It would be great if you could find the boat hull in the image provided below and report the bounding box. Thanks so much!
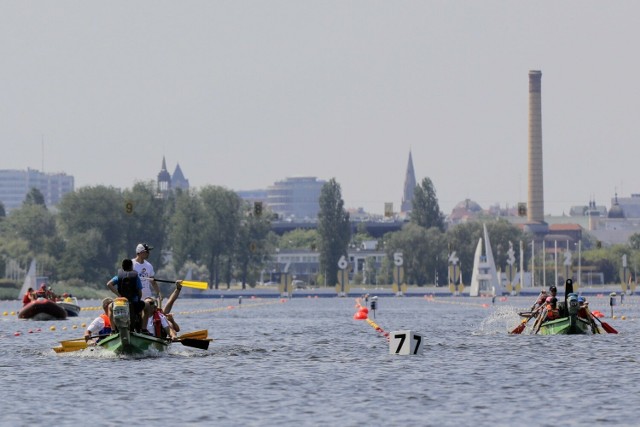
[538,315,592,335]
[19,299,67,320]
[98,331,169,354]
[57,301,81,317]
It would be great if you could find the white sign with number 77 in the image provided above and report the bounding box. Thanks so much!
[389,330,424,355]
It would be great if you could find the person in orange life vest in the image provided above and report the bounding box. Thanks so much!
[84,298,113,343]
[544,296,560,321]
[144,296,178,341]
[22,287,35,306]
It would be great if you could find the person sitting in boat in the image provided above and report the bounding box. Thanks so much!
[144,296,178,341]
[22,287,35,306]
[530,289,548,313]
[577,296,590,318]
[84,298,113,343]
[106,258,145,331]
[156,281,183,333]
[544,296,560,321]
[35,284,48,299]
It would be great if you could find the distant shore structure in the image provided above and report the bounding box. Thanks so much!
[0,169,74,213]
[401,150,416,214]
[526,70,548,235]
[156,156,189,198]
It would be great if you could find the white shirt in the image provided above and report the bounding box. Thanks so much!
[86,316,107,335]
[132,259,155,300]
[146,312,170,337]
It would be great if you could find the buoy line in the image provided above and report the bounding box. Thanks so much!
[8,300,283,337]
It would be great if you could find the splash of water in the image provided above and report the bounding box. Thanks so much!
[476,306,523,335]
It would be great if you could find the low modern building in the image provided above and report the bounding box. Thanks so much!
[269,247,387,286]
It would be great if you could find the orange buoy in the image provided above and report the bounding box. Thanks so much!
[353,310,368,320]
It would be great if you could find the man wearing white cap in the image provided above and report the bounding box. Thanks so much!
[132,243,161,301]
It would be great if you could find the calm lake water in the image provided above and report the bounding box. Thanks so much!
[0,293,638,427]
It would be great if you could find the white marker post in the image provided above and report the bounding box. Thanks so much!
[389,330,424,355]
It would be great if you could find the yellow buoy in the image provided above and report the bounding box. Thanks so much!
[81,323,86,328]
[3,311,7,316]
[621,316,627,320]
[72,325,78,329]
[50,325,56,331]
[11,311,16,316]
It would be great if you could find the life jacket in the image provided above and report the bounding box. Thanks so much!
[98,313,112,338]
[546,305,559,320]
[117,269,139,302]
[22,293,32,305]
[152,310,164,338]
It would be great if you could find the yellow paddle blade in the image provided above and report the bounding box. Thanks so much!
[60,341,89,350]
[53,345,85,353]
[181,280,208,290]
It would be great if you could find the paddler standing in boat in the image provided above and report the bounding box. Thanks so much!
[84,298,113,343]
[132,243,161,302]
[106,258,145,331]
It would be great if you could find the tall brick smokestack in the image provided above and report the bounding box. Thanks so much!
[528,70,544,223]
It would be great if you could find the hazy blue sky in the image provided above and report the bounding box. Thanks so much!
[2,2,638,216]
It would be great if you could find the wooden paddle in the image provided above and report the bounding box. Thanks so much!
[154,278,208,290]
[510,315,534,334]
[53,345,83,354]
[59,334,111,348]
[176,329,208,340]
[55,330,211,353]
[591,313,618,334]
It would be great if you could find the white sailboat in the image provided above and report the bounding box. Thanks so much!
[469,224,504,297]
[18,259,37,300]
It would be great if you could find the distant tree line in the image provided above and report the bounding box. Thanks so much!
[1,178,640,289]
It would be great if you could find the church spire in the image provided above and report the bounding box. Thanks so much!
[401,150,416,213]
[157,156,171,196]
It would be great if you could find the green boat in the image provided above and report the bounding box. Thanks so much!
[99,297,169,355]
[98,330,169,354]
[535,285,600,335]
[537,314,596,335]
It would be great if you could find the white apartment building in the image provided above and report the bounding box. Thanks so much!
[0,169,74,213]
